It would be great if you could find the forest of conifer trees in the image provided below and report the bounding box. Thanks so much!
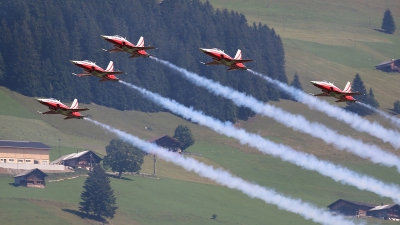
[0,0,287,122]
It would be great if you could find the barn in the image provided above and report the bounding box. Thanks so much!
[13,168,48,188]
[148,135,183,152]
[375,59,400,72]
[0,140,51,165]
[367,204,400,220]
[327,199,375,216]
[52,150,102,169]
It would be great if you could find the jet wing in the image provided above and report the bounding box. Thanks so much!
[102,71,124,75]
[201,61,222,66]
[137,46,156,50]
[342,92,363,96]
[231,59,253,63]
[69,108,90,112]
[128,46,156,50]
[311,93,330,97]
[123,45,155,50]
[38,110,58,114]
[103,48,124,53]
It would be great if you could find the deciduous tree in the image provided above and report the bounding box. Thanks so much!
[173,125,195,150]
[103,139,144,178]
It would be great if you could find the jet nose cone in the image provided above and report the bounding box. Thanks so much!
[35,98,44,103]
[100,35,108,40]
[199,48,207,52]
[70,60,79,65]
[310,81,320,87]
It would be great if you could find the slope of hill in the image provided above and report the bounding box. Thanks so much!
[205,0,400,110]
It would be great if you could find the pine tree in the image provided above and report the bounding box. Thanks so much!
[0,52,5,82]
[345,74,376,116]
[289,72,303,102]
[381,9,396,34]
[290,72,303,90]
[394,100,400,114]
[173,125,195,150]
[79,164,117,221]
[103,139,144,178]
[366,88,380,109]
[0,0,287,122]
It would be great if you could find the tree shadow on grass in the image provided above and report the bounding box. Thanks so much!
[107,174,134,181]
[62,209,108,223]
[374,28,387,34]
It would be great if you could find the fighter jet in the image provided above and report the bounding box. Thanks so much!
[70,60,124,82]
[199,48,253,71]
[310,80,362,102]
[101,35,156,58]
[36,98,89,120]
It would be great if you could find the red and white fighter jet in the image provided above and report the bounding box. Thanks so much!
[70,60,124,82]
[100,35,156,58]
[36,98,89,120]
[310,80,362,102]
[199,48,253,71]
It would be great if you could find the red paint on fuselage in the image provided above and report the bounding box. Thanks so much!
[200,48,248,70]
[310,81,356,102]
[101,35,152,58]
[36,98,86,118]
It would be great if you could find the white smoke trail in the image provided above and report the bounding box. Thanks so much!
[357,102,400,130]
[120,81,400,203]
[149,57,400,172]
[247,69,400,149]
[85,117,361,225]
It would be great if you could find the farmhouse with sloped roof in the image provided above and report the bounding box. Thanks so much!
[0,140,51,165]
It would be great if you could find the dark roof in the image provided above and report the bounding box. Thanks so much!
[0,140,51,150]
[327,199,376,208]
[148,135,183,148]
[13,168,48,178]
[375,59,400,67]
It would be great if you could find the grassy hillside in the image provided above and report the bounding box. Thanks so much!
[205,0,400,110]
[1,82,399,225]
[2,0,400,224]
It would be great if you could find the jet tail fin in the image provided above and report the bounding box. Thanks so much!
[70,98,78,109]
[343,81,352,93]
[342,81,363,96]
[234,49,242,60]
[137,36,144,47]
[105,61,114,72]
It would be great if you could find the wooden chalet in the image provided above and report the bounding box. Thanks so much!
[375,59,400,72]
[13,168,47,188]
[52,150,101,169]
[327,199,375,216]
[0,140,51,165]
[148,135,183,152]
[367,204,400,220]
